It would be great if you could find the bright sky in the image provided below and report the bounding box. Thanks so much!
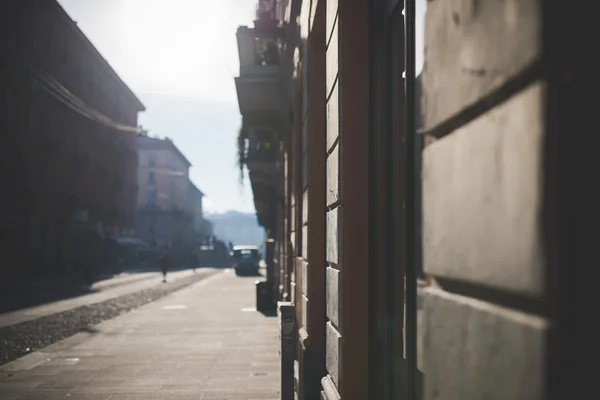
[57,0,426,214]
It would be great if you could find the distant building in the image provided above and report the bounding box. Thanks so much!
[0,0,144,280]
[135,135,195,247]
[189,182,207,238]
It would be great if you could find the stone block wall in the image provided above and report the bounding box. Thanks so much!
[421,1,551,399]
[324,0,342,394]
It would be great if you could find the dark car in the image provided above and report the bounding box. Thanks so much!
[231,245,260,275]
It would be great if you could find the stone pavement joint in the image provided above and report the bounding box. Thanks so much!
[0,270,281,400]
[0,269,220,366]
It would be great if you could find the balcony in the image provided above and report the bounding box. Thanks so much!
[249,176,278,228]
[234,24,286,129]
[235,0,293,232]
[246,128,278,176]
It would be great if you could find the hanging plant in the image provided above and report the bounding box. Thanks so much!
[236,125,247,186]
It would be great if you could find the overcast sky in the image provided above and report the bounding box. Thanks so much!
[57,0,426,214]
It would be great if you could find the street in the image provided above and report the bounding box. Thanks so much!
[0,270,280,399]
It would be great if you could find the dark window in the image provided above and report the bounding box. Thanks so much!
[148,171,156,184]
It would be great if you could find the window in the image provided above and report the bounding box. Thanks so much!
[146,190,157,206]
[148,153,156,167]
[233,249,259,260]
[148,171,156,184]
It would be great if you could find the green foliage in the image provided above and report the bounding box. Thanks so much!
[236,125,247,186]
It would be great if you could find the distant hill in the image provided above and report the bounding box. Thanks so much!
[206,211,265,248]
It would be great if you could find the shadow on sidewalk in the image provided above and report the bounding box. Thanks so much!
[0,285,100,314]
[0,265,229,315]
[258,309,278,318]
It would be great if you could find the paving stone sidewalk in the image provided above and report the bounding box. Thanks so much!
[0,269,205,328]
[0,270,280,400]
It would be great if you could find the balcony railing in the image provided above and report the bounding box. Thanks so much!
[247,130,278,164]
[237,25,283,75]
[235,28,286,119]
[247,142,277,163]
[254,37,281,66]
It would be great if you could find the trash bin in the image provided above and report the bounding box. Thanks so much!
[256,280,273,312]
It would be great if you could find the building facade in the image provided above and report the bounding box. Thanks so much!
[189,182,210,239]
[136,135,195,248]
[235,0,580,399]
[0,0,144,280]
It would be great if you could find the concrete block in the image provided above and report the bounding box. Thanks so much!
[423,287,548,400]
[326,17,338,98]
[326,142,340,206]
[290,204,296,231]
[299,0,311,39]
[326,266,340,327]
[291,281,296,304]
[302,260,308,295]
[326,207,339,264]
[302,189,309,224]
[325,321,342,389]
[423,0,542,130]
[326,0,338,41]
[302,225,309,259]
[322,375,341,400]
[326,82,339,152]
[302,294,308,329]
[290,233,295,255]
[423,82,545,297]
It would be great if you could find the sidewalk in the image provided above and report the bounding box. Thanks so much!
[0,269,209,328]
[0,270,280,400]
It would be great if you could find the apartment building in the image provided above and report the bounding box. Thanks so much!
[136,135,196,247]
[235,0,584,399]
[0,0,144,280]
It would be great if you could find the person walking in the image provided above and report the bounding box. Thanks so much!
[160,245,170,283]
[190,251,199,273]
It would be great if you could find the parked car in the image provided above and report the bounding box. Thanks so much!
[230,245,260,275]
